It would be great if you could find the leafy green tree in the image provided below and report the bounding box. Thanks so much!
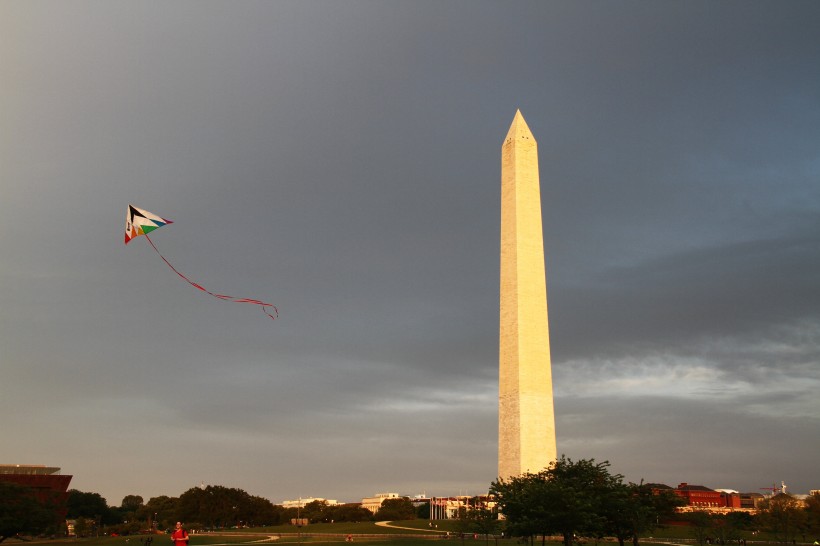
[178,487,226,528]
[726,510,753,531]
[375,497,416,521]
[66,489,119,525]
[329,504,372,523]
[465,502,500,546]
[491,456,624,546]
[758,494,807,544]
[415,502,430,520]
[137,495,179,530]
[548,458,623,545]
[711,513,745,545]
[267,504,289,526]
[804,492,820,538]
[302,500,330,523]
[112,495,145,528]
[0,482,60,542]
[177,488,209,528]
[280,506,298,525]
[243,495,278,526]
[604,483,647,546]
[454,506,473,545]
[684,511,712,546]
[683,510,750,546]
[121,495,144,512]
[604,482,684,546]
[178,486,270,529]
[491,468,553,543]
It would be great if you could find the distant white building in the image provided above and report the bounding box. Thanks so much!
[429,496,497,520]
[281,497,339,509]
[410,494,430,508]
[361,492,400,513]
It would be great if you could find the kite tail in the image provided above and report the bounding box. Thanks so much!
[143,234,278,320]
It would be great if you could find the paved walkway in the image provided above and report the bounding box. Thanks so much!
[374,521,442,533]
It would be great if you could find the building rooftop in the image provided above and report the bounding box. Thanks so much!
[677,483,716,492]
[0,465,61,475]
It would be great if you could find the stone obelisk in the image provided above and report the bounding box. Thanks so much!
[498,110,557,480]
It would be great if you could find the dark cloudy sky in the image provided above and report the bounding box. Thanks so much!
[2,1,819,506]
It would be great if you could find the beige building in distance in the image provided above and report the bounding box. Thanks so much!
[360,492,399,513]
[281,497,339,509]
[498,110,557,480]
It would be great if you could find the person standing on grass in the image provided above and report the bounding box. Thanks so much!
[171,522,189,546]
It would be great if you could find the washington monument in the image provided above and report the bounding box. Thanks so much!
[498,110,557,480]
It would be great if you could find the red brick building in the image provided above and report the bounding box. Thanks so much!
[716,490,742,509]
[0,464,73,517]
[675,483,722,508]
[649,482,744,510]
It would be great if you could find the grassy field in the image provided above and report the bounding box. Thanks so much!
[12,520,797,546]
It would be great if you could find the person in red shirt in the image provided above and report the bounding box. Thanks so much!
[171,522,189,546]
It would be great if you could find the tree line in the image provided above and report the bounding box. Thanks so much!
[490,457,820,546]
[490,457,685,546]
[0,483,422,541]
[64,485,415,534]
[4,458,819,544]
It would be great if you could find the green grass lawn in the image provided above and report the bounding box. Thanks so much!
[13,520,795,546]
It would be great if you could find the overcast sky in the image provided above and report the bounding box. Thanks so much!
[2,1,819,507]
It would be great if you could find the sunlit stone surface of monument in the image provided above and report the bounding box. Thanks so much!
[498,110,557,480]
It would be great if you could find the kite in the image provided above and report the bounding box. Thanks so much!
[125,204,278,320]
